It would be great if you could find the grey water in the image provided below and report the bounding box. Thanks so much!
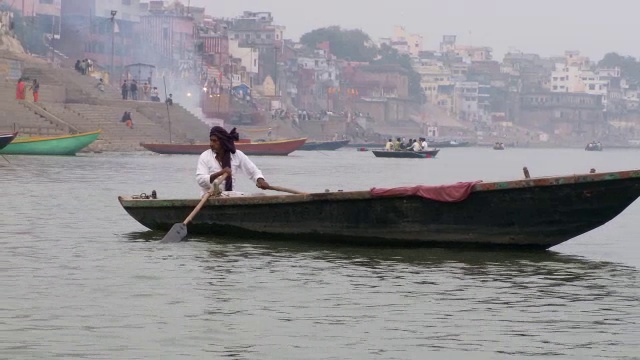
[1,148,640,359]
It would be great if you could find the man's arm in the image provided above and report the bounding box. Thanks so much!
[236,151,269,189]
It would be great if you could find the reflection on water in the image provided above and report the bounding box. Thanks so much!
[2,150,640,359]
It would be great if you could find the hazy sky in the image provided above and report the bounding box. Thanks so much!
[187,0,637,61]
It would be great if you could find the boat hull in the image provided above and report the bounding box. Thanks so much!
[0,130,101,156]
[118,170,640,249]
[299,139,350,151]
[430,140,471,148]
[141,138,307,156]
[0,132,18,151]
[372,149,440,158]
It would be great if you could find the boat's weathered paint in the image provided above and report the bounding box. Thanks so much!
[0,132,18,151]
[118,169,640,249]
[299,139,350,151]
[0,130,101,156]
[372,149,440,158]
[141,138,307,156]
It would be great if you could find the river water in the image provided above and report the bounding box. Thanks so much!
[2,148,640,359]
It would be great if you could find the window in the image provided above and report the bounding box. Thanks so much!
[40,0,54,4]
[122,0,131,4]
[266,34,272,40]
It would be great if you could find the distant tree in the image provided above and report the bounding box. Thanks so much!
[374,44,425,103]
[598,52,640,83]
[300,26,377,62]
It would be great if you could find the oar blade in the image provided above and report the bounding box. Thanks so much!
[160,223,188,243]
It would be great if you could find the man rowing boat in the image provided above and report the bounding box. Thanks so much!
[196,126,270,196]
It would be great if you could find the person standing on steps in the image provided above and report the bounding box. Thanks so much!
[15,78,26,100]
[121,80,129,100]
[29,79,40,102]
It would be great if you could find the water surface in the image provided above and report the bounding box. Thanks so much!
[1,148,639,359]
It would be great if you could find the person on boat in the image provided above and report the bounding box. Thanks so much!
[385,138,394,151]
[421,137,428,149]
[196,126,270,197]
[411,139,422,152]
[393,137,401,151]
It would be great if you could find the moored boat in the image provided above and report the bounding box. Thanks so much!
[0,132,18,151]
[372,149,440,158]
[299,139,350,151]
[118,169,640,249]
[141,138,307,156]
[429,140,471,148]
[0,130,101,156]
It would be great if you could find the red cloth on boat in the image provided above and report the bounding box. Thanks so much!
[370,181,482,202]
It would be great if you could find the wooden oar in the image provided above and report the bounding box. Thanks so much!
[160,173,228,243]
[267,185,307,195]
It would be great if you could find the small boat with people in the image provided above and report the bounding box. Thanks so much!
[118,168,640,249]
[493,142,505,150]
[372,149,440,158]
[585,141,603,151]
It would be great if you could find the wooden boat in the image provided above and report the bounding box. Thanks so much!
[430,140,471,148]
[585,142,603,151]
[372,149,440,158]
[118,169,640,249]
[493,143,505,150]
[0,132,18,150]
[0,130,101,156]
[140,138,307,156]
[299,139,350,151]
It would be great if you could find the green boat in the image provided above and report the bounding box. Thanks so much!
[0,130,101,156]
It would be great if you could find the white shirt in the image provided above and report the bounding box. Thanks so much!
[421,141,428,149]
[411,142,422,151]
[196,149,264,196]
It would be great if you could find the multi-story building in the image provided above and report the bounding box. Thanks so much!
[227,11,285,86]
[452,45,493,62]
[139,3,197,70]
[415,59,452,105]
[549,63,583,93]
[454,82,482,122]
[59,0,143,71]
[9,0,61,55]
[378,25,423,57]
[518,92,605,137]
